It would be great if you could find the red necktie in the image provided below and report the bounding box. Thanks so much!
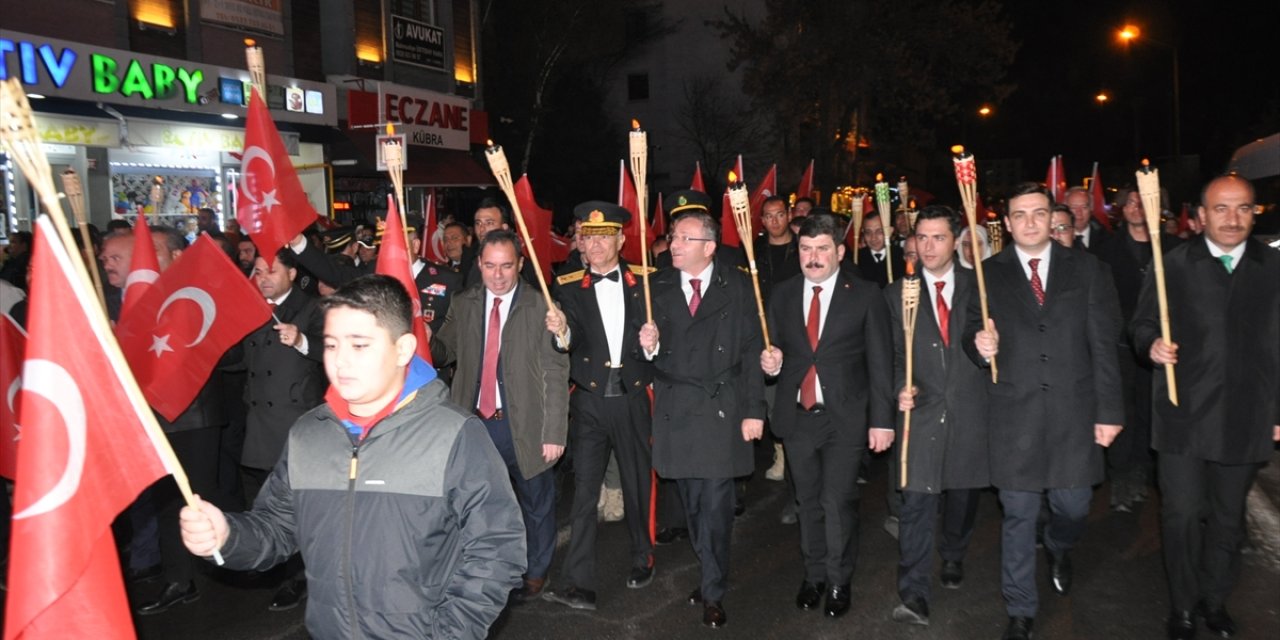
[800,285,822,409]
[1029,258,1045,306]
[478,297,502,418]
[935,281,950,347]
[688,278,702,316]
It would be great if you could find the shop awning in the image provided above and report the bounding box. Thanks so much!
[333,130,495,187]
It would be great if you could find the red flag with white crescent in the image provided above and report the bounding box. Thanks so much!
[115,236,272,421]
[750,164,778,235]
[419,190,448,263]
[376,195,433,365]
[237,88,320,267]
[4,216,172,640]
[121,214,160,318]
[0,313,24,480]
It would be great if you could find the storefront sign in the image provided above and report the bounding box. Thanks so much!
[200,0,285,36]
[347,82,471,151]
[34,114,120,147]
[0,30,335,126]
[390,15,445,71]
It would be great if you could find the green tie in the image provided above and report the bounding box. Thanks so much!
[1219,255,1234,274]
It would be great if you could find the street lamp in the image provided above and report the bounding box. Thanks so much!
[978,105,993,117]
[1118,23,1181,156]
[1096,92,1109,104]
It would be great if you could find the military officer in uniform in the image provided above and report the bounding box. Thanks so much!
[541,202,656,611]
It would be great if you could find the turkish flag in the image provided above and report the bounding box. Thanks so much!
[618,160,654,265]
[1045,154,1066,203]
[1089,162,1113,231]
[376,196,433,365]
[750,164,778,235]
[796,159,815,200]
[121,214,160,318]
[651,192,667,239]
[5,216,171,640]
[237,88,320,268]
[419,190,448,263]
[115,236,272,421]
[719,156,746,248]
[690,162,706,193]
[549,232,572,264]
[513,175,558,283]
[0,313,24,480]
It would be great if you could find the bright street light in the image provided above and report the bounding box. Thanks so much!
[978,105,993,117]
[1096,92,1109,104]
[1116,23,1180,156]
[1119,25,1140,42]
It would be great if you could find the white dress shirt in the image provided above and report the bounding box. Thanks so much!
[268,288,309,355]
[922,266,955,336]
[1014,245,1052,283]
[797,270,839,404]
[1204,236,1246,270]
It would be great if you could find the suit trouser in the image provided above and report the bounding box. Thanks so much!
[484,414,557,579]
[560,388,654,591]
[1157,452,1260,611]
[785,410,862,586]
[898,488,981,601]
[676,477,736,602]
[998,487,1091,617]
[157,426,222,584]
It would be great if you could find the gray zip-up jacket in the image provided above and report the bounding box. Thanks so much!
[218,378,527,639]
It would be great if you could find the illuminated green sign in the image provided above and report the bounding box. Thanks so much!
[90,54,203,103]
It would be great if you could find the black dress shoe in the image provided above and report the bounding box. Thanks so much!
[891,596,930,626]
[269,579,307,611]
[542,586,598,610]
[135,581,200,616]
[510,576,548,603]
[1197,602,1236,637]
[823,584,851,618]
[1048,551,1072,595]
[940,560,964,589]
[627,563,655,589]
[655,527,689,546]
[702,601,727,628]
[125,564,162,584]
[794,580,825,610]
[687,588,703,606]
[1002,615,1034,640]
[1167,610,1196,639]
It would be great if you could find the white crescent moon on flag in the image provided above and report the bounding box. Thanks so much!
[239,146,275,204]
[5,376,19,419]
[13,359,87,520]
[157,286,217,346]
[124,268,159,300]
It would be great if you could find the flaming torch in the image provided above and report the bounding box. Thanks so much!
[851,191,865,264]
[952,145,997,382]
[875,174,895,283]
[628,120,653,322]
[244,38,267,100]
[899,259,921,488]
[1136,159,1178,406]
[727,171,772,350]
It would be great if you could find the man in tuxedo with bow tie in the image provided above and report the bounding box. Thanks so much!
[542,202,656,611]
[965,183,1124,640]
[761,213,894,619]
[885,206,989,626]
[857,215,906,287]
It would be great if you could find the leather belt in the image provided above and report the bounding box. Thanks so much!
[475,408,505,420]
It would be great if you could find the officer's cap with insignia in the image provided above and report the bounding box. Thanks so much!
[573,201,630,236]
[322,226,356,252]
[663,189,712,219]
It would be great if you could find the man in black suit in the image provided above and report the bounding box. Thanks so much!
[856,215,905,287]
[760,214,893,618]
[1099,187,1181,511]
[886,206,989,626]
[1133,175,1280,640]
[541,202,656,611]
[966,183,1124,640]
[639,210,766,629]
[1064,187,1110,255]
[238,249,327,610]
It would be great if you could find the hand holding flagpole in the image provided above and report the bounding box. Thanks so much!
[0,78,223,565]
[899,261,921,488]
[629,120,653,322]
[1136,159,1178,406]
[952,146,997,383]
[727,172,772,350]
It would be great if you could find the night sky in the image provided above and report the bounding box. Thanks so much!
[951,0,1278,185]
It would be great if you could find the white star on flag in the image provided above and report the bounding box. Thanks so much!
[149,334,174,357]
[261,189,279,210]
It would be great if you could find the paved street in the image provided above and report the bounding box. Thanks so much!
[129,447,1280,640]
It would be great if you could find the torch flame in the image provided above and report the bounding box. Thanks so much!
[631,119,640,130]
[728,170,738,184]
[875,173,884,182]
[244,38,256,47]
[1142,158,1150,168]
[906,260,915,276]
[386,122,395,136]
[486,139,495,147]
[951,144,965,155]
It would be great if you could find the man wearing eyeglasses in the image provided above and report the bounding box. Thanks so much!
[1049,206,1076,249]
[639,210,766,629]
[1132,174,1279,640]
[966,182,1124,640]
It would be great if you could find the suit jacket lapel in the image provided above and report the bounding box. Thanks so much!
[691,265,730,323]
[994,250,1042,314]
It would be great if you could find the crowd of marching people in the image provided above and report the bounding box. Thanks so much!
[1,170,1276,640]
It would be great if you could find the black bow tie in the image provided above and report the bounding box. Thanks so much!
[590,270,619,283]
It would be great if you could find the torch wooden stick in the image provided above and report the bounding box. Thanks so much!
[875,175,895,283]
[952,146,997,383]
[727,172,772,350]
[483,141,563,338]
[628,120,653,322]
[58,168,106,311]
[0,77,224,565]
[380,123,411,255]
[1136,159,1178,406]
[899,260,921,488]
[244,38,267,102]
[851,193,864,265]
